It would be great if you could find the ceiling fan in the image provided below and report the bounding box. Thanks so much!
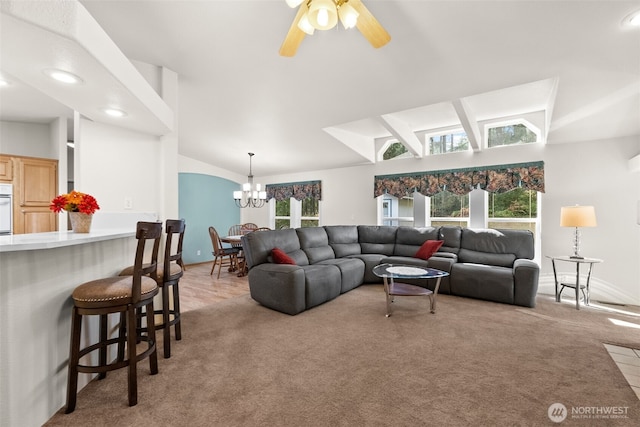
[280,0,391,57]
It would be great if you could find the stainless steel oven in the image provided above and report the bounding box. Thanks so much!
[0,183,13,235]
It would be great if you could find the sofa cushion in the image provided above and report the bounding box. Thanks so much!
[415,240,444,260]
[297,227,335,263]
[394,226,440,257]
[242,228,308,268]
[271,247,296,265]
[460,228,534,260]
[358,225,397,255]
[318,258,365,293]
[439,226,462,255]
[457,248,516,268]
[325,225,361,257]
[348,253,387,283]
[300,264,342,309]
[450,263,514,304]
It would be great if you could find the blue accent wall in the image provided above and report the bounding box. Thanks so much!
[179,173,240,264]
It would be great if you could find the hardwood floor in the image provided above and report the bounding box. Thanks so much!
[179,262,250,312]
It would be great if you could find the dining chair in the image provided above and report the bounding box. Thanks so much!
[241,223,258,234]
[209,226,240,279]
[227,224,244,249]
[65,221,162,413]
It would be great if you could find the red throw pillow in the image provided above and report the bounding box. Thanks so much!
[414,240,444,260]
[271,247,296,265]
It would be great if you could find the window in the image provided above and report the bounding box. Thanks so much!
[267,180,322,229]
[428,131,469,155]
[274,198,291,229]
[430,191,469,227]
[272,197,320,229]
[381,141,410,160]
[487,122,538,148]
[488,188,538,234]
[381,195,414,226]
[301,197,319,227]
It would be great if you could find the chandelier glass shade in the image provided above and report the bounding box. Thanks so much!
[234,153,267,208]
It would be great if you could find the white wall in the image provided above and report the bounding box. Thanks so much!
[0,120,57,158]
[76,118,164,218]
[235,137,640,305]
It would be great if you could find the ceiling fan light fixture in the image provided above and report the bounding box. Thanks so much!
[308,0,338,30]
[286,0,305,8]
[297,13,315,35]
[338,3,359,29]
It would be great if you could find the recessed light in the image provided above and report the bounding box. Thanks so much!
[103,108,128,118]
[622,9,640,28]
[43,68,84,84]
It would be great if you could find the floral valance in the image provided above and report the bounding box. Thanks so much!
[374,161,544,198]
[266,180,322,201]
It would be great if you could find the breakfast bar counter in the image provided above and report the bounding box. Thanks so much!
[0,229,137,427]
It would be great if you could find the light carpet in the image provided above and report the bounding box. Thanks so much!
[45,285,640,426]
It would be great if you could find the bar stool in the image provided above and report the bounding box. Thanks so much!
[120,219,186,358]
[65,221,162,413]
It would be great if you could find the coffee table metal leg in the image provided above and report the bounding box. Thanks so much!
[384,276,394,317]
[429,277,442,313]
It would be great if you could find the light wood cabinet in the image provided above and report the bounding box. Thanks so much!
[9,155,58,234]
[0,155,13,182]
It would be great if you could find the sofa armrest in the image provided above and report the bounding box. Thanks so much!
[247,264,306,315]
[513,259,540,308]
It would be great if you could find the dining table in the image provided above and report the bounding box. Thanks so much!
[220,234,247,276]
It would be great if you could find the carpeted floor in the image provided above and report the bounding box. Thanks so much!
[45,286,640,426]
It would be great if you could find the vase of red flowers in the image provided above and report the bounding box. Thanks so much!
[50,190,100,233]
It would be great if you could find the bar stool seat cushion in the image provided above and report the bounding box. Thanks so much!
[72,276,159,309]
[119,263,182,283]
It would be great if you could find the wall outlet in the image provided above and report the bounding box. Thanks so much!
[124,197,133,210]
[196,250,201,256]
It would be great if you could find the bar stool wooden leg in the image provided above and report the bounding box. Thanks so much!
[162,284,171,358]
[173,283,182,341]
[65,307,81,414]
[126,305,138,406]
[98,314,107,380]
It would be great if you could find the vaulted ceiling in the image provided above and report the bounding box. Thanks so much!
[1,1,639,176]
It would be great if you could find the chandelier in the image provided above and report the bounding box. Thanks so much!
[286,0,360,34]
[234,153,267,208]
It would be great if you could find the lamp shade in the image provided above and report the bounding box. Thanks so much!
[560,205,597,227]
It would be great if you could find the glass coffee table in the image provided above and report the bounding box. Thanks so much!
[372,263,450,317]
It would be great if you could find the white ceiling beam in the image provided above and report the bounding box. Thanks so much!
[452,98,481,152]
[378,114,423,158]
[323,127,376,163]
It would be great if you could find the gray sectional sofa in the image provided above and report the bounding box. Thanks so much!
[242,225,539,315]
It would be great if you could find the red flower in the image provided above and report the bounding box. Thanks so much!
[49,191,100,215]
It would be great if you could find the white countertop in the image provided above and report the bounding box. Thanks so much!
[0,229,135,252]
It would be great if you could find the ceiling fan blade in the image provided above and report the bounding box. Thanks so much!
[351,0,391,49]
[279,3,309,57]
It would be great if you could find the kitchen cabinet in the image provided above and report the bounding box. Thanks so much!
[0,155,13,182]
[10,155,58,234]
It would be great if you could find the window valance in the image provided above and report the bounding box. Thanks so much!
[266,180,322,201]
[374,161,544,198]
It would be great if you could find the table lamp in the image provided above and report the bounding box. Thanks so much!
[560,205,597,259]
